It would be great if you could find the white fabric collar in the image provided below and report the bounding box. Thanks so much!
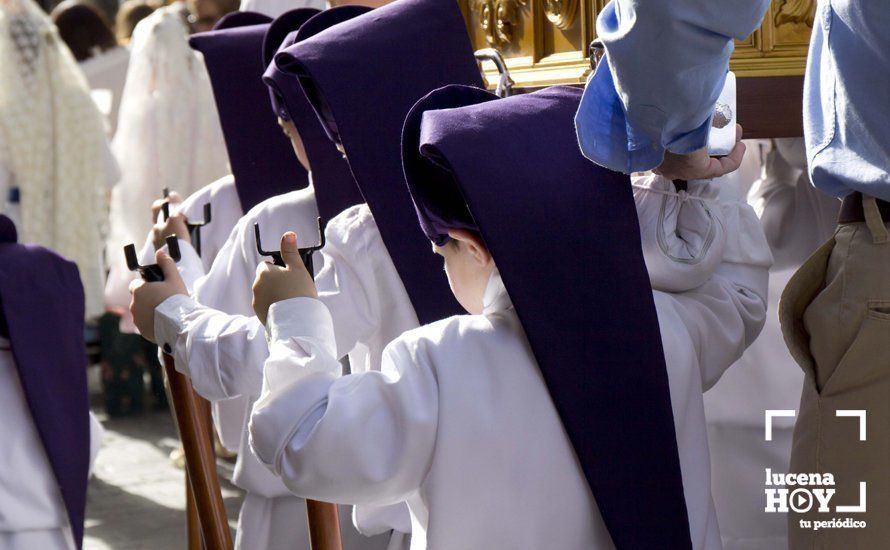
[482,267,512,315]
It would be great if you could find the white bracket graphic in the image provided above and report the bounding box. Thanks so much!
[836,482,867,513]
[835,410,866,441]
[765,410,797,441]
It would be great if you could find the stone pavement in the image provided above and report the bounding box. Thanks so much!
[84,409,244,550]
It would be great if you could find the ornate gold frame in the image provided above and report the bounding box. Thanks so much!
[462,0,815,89]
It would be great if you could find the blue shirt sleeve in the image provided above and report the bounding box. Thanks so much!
[575,0,771,173]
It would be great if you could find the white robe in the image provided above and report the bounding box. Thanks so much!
[239,0,326,18]
[80,47,130,137]
[104,2,229,317]
[154,191,396,550]
[247,176,772,550]
[0,340,103,550]
[704,138,840,550]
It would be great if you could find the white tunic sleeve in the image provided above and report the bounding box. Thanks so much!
[153,294,268,402]
[652,178,772,390]
[250,297,438,507]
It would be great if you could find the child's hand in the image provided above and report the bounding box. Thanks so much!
[152,211,190,251]
[252,232,318,325]
[150,190,182,223]
[129,250,188,343]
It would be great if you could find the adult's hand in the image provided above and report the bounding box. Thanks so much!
[654,124,745,181]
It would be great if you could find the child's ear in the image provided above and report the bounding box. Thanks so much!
[447,229,491,267]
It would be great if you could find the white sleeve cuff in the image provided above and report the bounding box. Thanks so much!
[634,174,725,292]
[154,293,200,370]
[267,297,337,357]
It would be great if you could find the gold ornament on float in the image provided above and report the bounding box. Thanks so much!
[543,0,578,30]
[471,0,527,47]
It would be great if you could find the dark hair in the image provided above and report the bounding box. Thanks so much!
[116,0,157,43]
[51,0,117,62]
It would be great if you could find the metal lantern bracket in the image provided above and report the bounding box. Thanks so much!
[254,217,326,278]
[474,48,514,98]
[159,188,211,257]
[124,235,181,282]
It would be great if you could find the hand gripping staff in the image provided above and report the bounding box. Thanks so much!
[124,236,233,550]
[254,218,343,550]
[159,187,219,547]
[160,187,213,257]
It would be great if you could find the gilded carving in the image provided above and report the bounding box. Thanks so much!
[464,0,816,88]
[471,0,527,47]
[775,0,815,28]
[543,0,578,30]
[773,0,816,44]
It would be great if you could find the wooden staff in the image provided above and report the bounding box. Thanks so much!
[186,479,202,550]
[254,220,342,550]
[128,229,229,547]
[163,353,232,549]
[307,500,342,550]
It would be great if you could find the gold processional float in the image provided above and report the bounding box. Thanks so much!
[167,2,817,549]
[463,0,815,138]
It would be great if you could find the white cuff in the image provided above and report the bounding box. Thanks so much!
[154,294,199,370]
[267,297,337,356]
[634,174,725,292]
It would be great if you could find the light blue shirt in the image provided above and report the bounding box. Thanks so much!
[577,1,890,202]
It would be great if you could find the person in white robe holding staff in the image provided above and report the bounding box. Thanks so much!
[131,1,493,547]
[132,10,392,550]
[243,82,770,549]
[138,9,314,453]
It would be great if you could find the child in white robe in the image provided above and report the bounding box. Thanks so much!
[129,11,393,550]
[140,195,414,548]
[134,138,771,550]
[0,344,103,550]
[132,85,768,544]
[242,95,771,550]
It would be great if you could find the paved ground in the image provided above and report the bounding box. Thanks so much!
[84,409,244,550]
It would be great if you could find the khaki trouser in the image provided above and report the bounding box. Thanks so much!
[780,195,890,549]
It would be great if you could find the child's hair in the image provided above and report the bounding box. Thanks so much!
[115,0,157,44]
[51,0,118,61]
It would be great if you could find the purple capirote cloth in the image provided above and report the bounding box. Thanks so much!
[402,85,693,549]
[273,0,483,325]
[262,7,366,222]
[0,215,91,549]
[189,22,308,212]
